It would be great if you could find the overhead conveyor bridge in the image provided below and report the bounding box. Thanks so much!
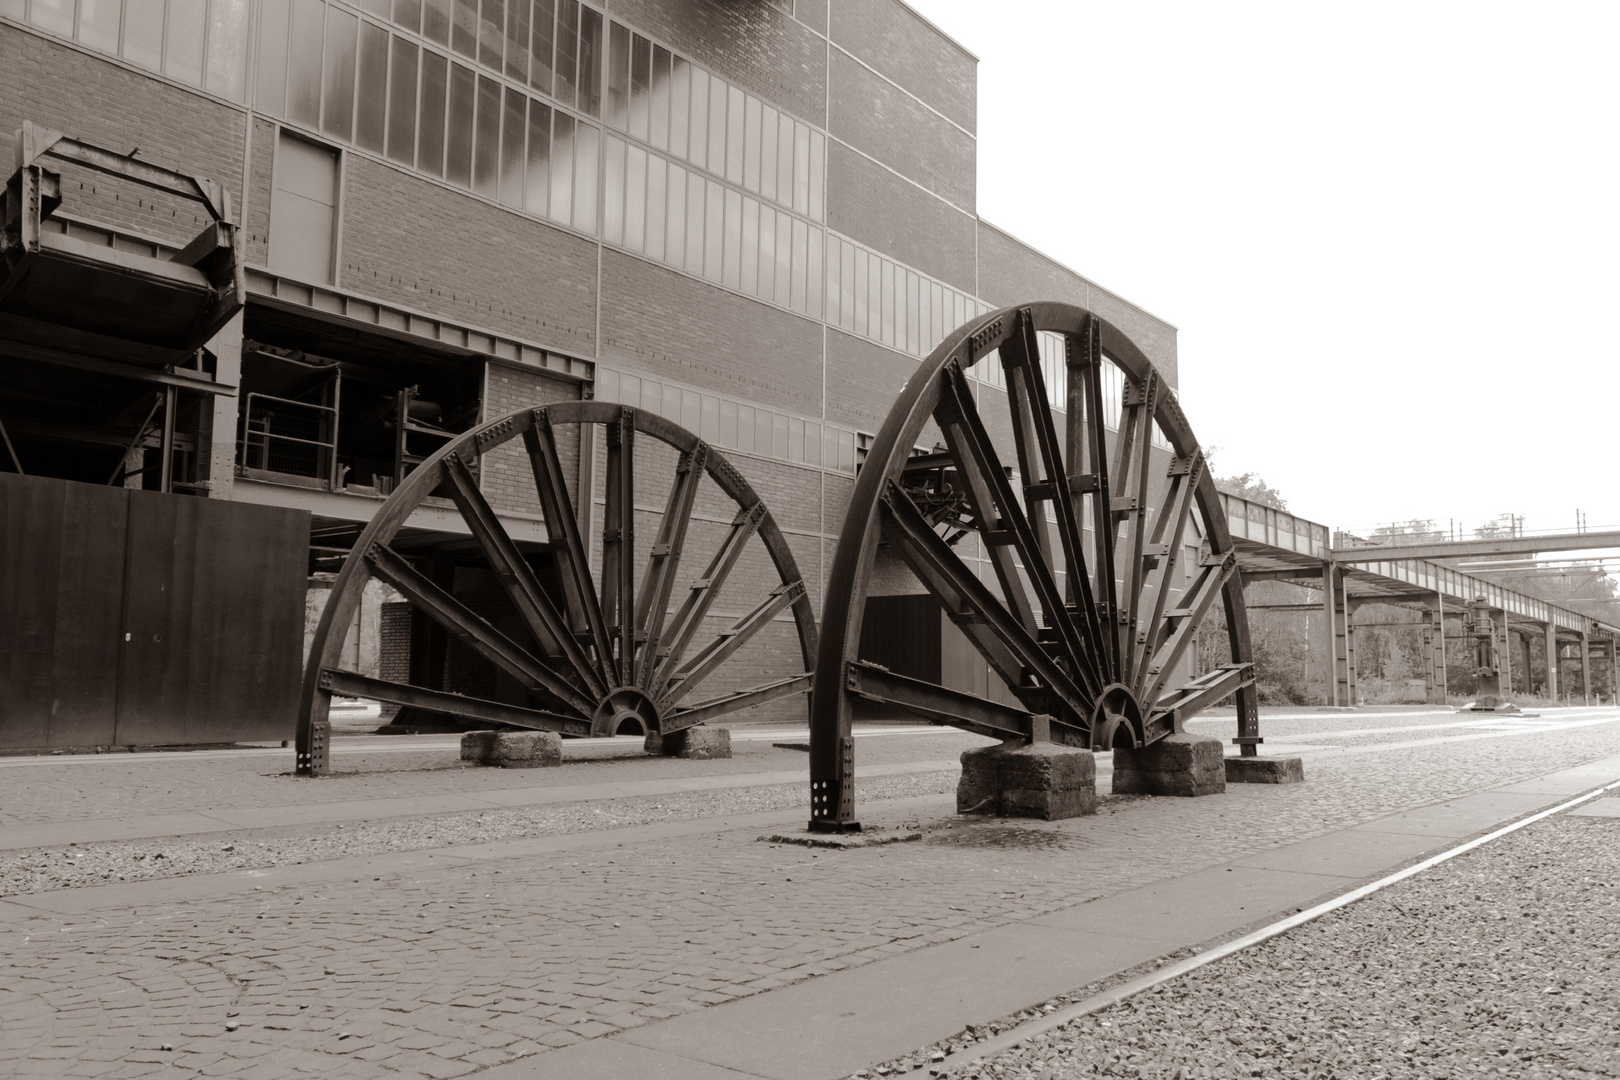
[1221,493,1620,706]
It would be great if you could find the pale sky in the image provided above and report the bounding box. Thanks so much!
[906,0,1620,541]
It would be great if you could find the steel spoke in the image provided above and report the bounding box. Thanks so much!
[524,411,614,682]
[1000,309,1108,696]
[880,479,1091,719]
[1117,369,1160,688]
[1077,317,1121,681]
[318,669,592,736]
[364,543,595,716]
[662,581,805,705]
[653,502,765,689]
[1131,449,1204,702]
[662,673,812,732]
[634,444,708,690]
[601,408,636,683]
[440,453,606,699]
[1142,549,1238,705]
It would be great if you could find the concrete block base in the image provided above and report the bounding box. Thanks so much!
[459,730,562,768]
[958,741,1097,820]
[645,726,732,759]
[1113,732,1226,797]
[1225,754,1305,784]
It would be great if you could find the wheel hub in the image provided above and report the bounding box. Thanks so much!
[1090,684,1145,751]
[591,686,663,737]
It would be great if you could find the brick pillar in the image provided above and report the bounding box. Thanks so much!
[199,310,244,498]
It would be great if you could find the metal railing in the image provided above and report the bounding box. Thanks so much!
[238,392,340,488]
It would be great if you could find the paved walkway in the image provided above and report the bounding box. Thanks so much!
[2,710,1619,1079]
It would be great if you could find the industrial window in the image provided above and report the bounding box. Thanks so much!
[268,133,339,285]
[7,0,248,99]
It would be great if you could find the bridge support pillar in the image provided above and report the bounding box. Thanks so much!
[1609,642,1618,706]
[1324,563,1357,706]
[1580,631,1591,705]
[1497,610,1512,698]
[1421,595,1447,705]
[1545,624,1560,702]
[1521,633,1534,698]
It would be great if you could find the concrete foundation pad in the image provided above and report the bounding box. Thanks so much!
[1569,797,1620,818]
[1231,828,1445,880]
[958,741,1096,820]
[1112,732,1225,796]
[459,730,562,768]
[1225,755,1305,784]
[646,726,732,759]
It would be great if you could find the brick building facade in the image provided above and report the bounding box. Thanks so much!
[1,0,1180,731]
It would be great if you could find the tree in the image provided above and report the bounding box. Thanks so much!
[1217,472,1287,510]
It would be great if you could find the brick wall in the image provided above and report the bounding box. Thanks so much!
[829,0,976,134]
[599,249,825,417]
[338,154,599,353]
[607,0,827,124]
[828,50,974,211]
[481,363,584,516]
[0,28,247,247]
[825,328,917,435]
[242,118,276,266]
[827,142,976,293]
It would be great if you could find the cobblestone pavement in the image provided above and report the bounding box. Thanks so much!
[2,712,1619,1078]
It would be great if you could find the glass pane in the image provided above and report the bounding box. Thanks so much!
[756,409,773,456]
[686,67,708,170]
[724,85,744,184]
[772,413,788,459]
[682,389,700,432]
[805,422,820,466]
[790,217,807,312]
[758,104,777,202]
[683,172,703,273]
[418,51,447,175]
[254,0,289,115]
[122,0,164,70]
[474,75,502,196]
[880,259,894,346]
[788,417,803,463]
[662,384,679,422]
[918,277,932,353]
[742,94,760,193]
[499,85,526,205]
[808,130,824,221]
[822,426,835,471]
[386,38,418,165]
[719,399,736,447]
[669,56,689,160]
[700,395,719,442]
[740,196,758,296]
[451,0,476,57]
[30,0,73,36]
[735,405,753,453]
[664,163,685,267]
[394,0,422,34]
[645,154,666,262]
[852,244,866,333]
[321,7,359,141]
[552,0,577,107]
[602,135,625,245]
[422,0,450,43]
[756,205,774,302]
[775,112,793,210]
[77,0,122,59]
[624,144,645,252]
[706,76,726,176]
[906,270,918,354]
[628,33,649,141]
[605,21,629,130]
[524,98,551,215]
[1,0,22,21]
[793,121,810,214]
[355,21,389,153]
[721,187,741,289]
[206,0,249,100]
[773,213,791,307]
[549,110,573,224]
[841,240,856,332]
[479,0,502,70]
[528,0,552,93]
[360,0,386,15]
[446,61,477,187]
[649,45,671,151]
[703,180,723,282]
[504,0,529,80]
[866,252,880,337]
[572,121,597,232]
[576,5,601,117]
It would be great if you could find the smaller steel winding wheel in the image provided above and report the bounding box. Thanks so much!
[297,402,817,775]
[809,303,1258,830]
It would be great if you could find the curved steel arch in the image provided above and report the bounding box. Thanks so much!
[297,402,817,775]
[809,302,1257,830]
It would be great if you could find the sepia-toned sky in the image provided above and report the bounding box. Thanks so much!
[905,0,1620,541]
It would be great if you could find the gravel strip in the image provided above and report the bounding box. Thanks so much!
[0,771,956,896]
[856,812,1620,1079]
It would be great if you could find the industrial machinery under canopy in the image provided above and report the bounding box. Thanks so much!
[810,303,1258,830]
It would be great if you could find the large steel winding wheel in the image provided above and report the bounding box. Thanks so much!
[810,304,1257,830]
[297,402,817,775]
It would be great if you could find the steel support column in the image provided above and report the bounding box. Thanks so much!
[1497,610,1512,698]
[1421,594,1447,705]
[1609,641,1618,706]
[1544,623,1560,701]
[1326,565,1357,707]
[201,310,243,498]
[1520,633,1534,698]
[1580,631,1591,706]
